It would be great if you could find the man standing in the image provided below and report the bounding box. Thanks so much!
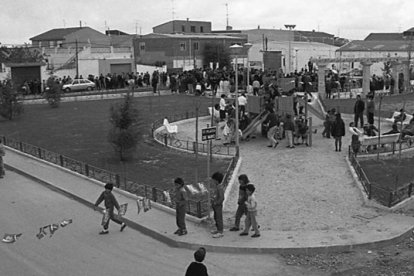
[353,95,365,127]
[366,96,375,125]
[237,93,247,119]
[174,177,187,236]
[210,172,224,238]
[263,110,280,148]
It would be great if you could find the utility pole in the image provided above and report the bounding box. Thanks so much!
[75,39,79,78]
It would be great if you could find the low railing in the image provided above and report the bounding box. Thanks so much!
[2,136,208,217]
[151,113,237,157]
[348,146,413,207]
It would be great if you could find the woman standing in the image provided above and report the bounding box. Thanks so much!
[331,113,346,152]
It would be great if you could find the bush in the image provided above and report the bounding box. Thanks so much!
[0,81,24,120]
[44,77,62,108]
[108,93,142,160]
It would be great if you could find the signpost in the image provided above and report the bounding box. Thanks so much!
[202,125,216,218]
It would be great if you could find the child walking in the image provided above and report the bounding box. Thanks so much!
[94,183,126,235]
[239,184,260,238]
[174,177,188,236]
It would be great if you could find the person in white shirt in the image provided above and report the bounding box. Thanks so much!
[237,93,247,119]
[219,94,227,121]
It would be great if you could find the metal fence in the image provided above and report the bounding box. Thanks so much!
[3,122,238,217]
[348,146,413,207]
[151,112,237,157]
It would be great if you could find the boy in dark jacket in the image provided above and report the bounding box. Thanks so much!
[211,172,225,238]
[331,113,346,152]
[174,177,188,236]
[185,247,208,276]
[229,174,249,231]
[94,183,126,234]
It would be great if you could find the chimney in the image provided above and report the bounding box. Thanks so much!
[80,21,82,28]
[258,25,260,29]
[186,18,189,22]
[226,25,233,31]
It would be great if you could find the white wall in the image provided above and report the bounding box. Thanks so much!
[249,41,338,73]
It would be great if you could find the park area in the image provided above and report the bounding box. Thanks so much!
[0,94,230,192]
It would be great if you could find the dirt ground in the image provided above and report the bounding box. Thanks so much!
[280,228,414,276]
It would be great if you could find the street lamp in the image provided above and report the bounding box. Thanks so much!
[244,42,253,93]
[229,43,243,157]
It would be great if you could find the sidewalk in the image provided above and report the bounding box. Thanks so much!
[5,118,414,254]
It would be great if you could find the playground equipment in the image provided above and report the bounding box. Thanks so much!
[241,110,269,140]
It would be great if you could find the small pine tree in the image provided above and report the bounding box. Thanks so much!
[44,76,62,108]
[108,93,141,161]
[0,80,24,120]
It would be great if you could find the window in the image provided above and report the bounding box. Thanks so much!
[200,26,204,33]
[181,25,185,32]
[49,41,55,48]
[139,42,145,51]
[193,42,199,51]
[180,42,186,51]
[190,26,196,33]
[57,41,63,47]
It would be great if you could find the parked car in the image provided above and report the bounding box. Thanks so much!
[62,79,95,92]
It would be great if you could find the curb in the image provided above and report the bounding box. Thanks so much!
[5,162,414,255]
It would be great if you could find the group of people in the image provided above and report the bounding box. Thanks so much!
[173,172,260,239]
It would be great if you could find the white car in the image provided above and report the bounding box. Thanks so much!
[62,79,95,92]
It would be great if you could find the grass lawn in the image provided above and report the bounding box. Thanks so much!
[0,94,230,191]
[359,156,414,191]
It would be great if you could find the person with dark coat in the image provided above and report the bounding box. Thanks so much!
[185,247,208,276]
[94,183,126,234]
[353,95,365,127]
[229,174,249,231]
[331,113,346,152]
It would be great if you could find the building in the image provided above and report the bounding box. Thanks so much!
[153,20,212,34]
[336,27,414,91]
[29,27,134,79]
[133,32,247,71]
[233,28,340,74]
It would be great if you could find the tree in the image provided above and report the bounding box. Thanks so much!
[0,46,43,64]
[0,80,24,120]
[202,43,231,69]
[108,93,142,161]
[43,76,62,108]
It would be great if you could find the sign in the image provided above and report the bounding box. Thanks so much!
[202,127,216,141]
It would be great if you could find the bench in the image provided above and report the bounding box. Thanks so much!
[385,111,413,126]
[360,133,400,152]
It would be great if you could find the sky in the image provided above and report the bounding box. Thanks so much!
[1,0,413,45]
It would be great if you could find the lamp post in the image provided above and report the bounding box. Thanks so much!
[244,43,253,93]
[230,44,243,157]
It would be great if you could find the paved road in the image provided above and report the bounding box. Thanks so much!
[0,171,324,276]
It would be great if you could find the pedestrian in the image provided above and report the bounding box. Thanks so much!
[366,96,375,125]
[94,183,127,235]
[0,139,5,178]
[263,110,280,148]
[239,184,260,238]
[331,112,346,152]
[219,94,226,121]
[229,174,249,232]
[284,114,295,148]
[238,93,247,119]
[349,122,363,156]
[173,177,187,236]
[353,94,365,127]
[185,247,209,276]
[210,172,224,238]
